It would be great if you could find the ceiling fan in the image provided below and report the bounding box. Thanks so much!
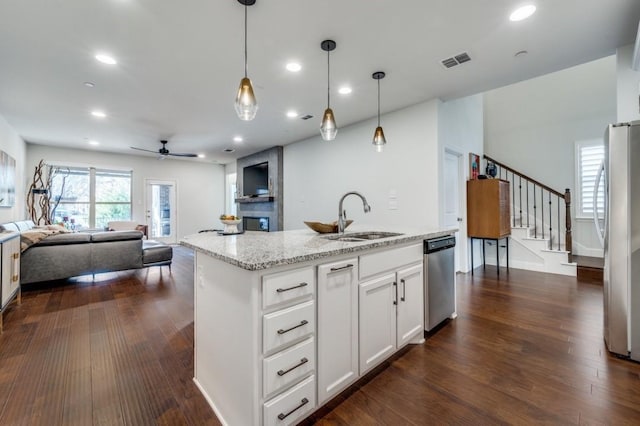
[130,140,198,158]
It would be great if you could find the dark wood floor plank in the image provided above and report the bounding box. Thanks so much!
[4,248,640,425]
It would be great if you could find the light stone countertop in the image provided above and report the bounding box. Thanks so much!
[180,226,457,271]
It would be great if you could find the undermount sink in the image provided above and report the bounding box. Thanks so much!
[324,231,404,242]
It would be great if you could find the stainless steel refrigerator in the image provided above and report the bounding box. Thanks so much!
[598,121,640,360]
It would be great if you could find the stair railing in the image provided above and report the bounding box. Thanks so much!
[484,155,572,263]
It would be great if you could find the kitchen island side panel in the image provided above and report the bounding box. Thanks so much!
[194,252,262,426]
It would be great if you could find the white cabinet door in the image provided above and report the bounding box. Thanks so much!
[1,236,19,308]
[396,263,424,348]
[317,258,358,405]
[359,273,397,375]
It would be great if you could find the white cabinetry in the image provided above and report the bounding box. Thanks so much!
[0,232,20,332]
[358,244,424,375]
[261,266,317,425]
[317,258,358,405]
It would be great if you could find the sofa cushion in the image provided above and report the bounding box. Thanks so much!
[142,240,173,266]
[16,220,35,231]
[34,232,92,246]
[91,230,143,242]
[1,223,19,232]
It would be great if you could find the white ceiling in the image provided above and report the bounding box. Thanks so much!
[0,0,639,164]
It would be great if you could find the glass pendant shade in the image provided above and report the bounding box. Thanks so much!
[320,107,338,141]
[235,77,258,121]
[372,126,386,152]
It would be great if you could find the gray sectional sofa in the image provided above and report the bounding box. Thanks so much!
[2,220,172,285]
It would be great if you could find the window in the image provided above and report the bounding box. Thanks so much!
[50,166,132,229]
[576,140,605,217]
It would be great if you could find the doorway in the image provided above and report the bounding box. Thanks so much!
[443,149,464,272]
[145,179,177,244]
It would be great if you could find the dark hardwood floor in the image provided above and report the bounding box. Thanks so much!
[2,249,640,425]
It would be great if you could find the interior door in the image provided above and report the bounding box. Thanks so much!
[444,149,462,272]
[145,179,177,244]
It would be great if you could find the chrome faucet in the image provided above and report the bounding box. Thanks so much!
[338,191,371,233]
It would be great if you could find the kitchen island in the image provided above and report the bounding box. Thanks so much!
[181,227,455,426]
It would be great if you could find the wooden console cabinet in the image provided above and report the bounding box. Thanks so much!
[0,232,21,332]
[467,179,511,238]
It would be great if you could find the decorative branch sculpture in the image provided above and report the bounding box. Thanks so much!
[26,160,70,225]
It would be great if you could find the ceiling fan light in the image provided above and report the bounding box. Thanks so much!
[320,108,338,141]
[235,77,258,121]
[373,126,386,152]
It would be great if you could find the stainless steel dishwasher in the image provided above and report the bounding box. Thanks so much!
[424,235,456,331]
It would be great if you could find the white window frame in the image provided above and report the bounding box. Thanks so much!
[574,139,605,219]
[51,166,133,228]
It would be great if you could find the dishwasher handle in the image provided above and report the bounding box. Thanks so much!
[424,236,456,254]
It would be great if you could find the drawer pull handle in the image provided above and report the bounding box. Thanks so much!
[277,357,309,376]
[277,320,308,335]
[277,397,309,421]
[401,278,406,302]
[276,282,308,293]
[330,263,354,272]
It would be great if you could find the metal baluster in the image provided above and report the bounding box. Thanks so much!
[519,175,522,227]
[541,189,545,240]
[533,185,537,238]
[557,197,561,251]
[512,171,516,227]
[526,180,530,228]
[549,193,553,250]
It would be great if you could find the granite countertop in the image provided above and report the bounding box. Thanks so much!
[180,226,457,271]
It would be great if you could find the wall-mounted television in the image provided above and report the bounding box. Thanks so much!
[243,162,269,196]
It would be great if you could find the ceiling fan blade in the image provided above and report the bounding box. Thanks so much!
[130,146,159,154]
[168,152,199,157]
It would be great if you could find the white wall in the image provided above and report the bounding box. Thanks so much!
[26,144,225,238]
[284,100,440,230]
[484,55,617,257]
[438,94,484,272]
[0,114,27,223]
[617,43,640,122]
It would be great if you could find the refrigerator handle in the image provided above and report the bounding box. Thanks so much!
[593,160,605,248]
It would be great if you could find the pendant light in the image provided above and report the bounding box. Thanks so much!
[372,71,387,152]
[320,40,337,141]
[234,0,258,121]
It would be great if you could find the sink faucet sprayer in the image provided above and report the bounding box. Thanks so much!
[338,191,371,233]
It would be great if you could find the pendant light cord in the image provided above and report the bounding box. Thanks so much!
[326,49,331,108]
[377,79,381,126]
[244,3,248,78]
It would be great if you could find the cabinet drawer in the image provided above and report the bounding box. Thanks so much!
[263,266,315,309]
[359,243,422,281]
[263,337,315,398]
[263,375,316,426]
[263,301,315,354]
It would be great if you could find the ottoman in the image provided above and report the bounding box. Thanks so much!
[142,240,173,269]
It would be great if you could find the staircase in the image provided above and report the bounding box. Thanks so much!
[482,155,577,277]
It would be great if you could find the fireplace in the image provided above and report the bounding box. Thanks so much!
[244,216,269,232]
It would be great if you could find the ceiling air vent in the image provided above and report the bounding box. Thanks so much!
[441,52,471,69]
[300,114,313,120]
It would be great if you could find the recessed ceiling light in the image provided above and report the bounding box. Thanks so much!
[509,5,536,21]
[286,62,302,72]
[84,82,95,88]
[515,50,529,57]
[95,53,117,65]
[286,110,298,118]
[233,136,243,143]
[338,86,352,95]
[223,148,235,153]
[197,154,205,158]
[88,140,100,146]
[91,110,107,118]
